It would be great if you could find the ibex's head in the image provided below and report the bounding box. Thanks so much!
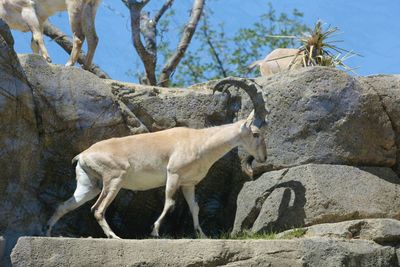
[213,77,269,176]
[239,110,267,163]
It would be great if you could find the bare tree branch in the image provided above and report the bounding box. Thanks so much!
[154,0,174,23]
[202,18,227,78]
[159,0,204,87]
[126,0,157,85]
[124,0,201,86]
[140,12,156,57]
[43,22,110,79]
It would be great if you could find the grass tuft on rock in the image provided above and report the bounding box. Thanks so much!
[217,228,306,240]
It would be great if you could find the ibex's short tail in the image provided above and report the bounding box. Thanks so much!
[72,154,80,164]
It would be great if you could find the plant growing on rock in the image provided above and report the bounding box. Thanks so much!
[274,20,360,73]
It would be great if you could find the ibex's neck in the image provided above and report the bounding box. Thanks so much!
[199,120,244,163]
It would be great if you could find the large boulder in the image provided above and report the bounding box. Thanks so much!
[359,75,400,175]
[11,237,398,267]
[232,164,400,235]
[217,67,396,174]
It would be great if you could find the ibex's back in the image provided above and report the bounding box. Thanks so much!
[77,128,184,191]
[249,48,304,76]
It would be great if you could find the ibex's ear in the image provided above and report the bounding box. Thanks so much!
[240,121,251,135]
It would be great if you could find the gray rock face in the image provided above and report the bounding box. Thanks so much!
[229,67,397,174]
[232,164,400,235]
[359,75,400,175]
[0,20,43,265]
[277,219,400,245]
[108,80,235,132]
[11,237,398,267]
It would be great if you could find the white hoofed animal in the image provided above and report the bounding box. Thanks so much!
[0,0,100,68]
[46,78,269,238]
[249,48,304,76]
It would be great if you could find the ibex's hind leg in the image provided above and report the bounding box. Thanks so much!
[93,177,123,239]
[65,2,85,67]
[182,185,206,238]
[46,163,100,236]
[81,2,99,70]
[151,172,180,237]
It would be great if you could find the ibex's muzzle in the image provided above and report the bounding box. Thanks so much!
[243,155,255,178]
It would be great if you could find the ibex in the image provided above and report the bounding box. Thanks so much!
[249,48,304,76]
[46,78,269,238]
[0,0,100,68]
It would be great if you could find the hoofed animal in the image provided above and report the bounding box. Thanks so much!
[0,0,100,68]
[46,78,269,238]
[249,48,304,76]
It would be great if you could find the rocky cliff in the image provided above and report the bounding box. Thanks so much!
[1,19,400,266]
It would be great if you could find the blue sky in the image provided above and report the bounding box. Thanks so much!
[11,0,400,83]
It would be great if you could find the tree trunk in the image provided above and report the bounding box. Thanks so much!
[158,0,204,87]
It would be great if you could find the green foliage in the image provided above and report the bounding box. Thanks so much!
[217,228,306,240]
[297,20,359,72]
[219,230,277,240]
[279,228,307,239]
[156,3,310,86]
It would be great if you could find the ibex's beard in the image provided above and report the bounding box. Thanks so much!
[243,155,255,178]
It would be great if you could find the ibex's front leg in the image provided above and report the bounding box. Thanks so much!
[151,172,180,237]
[65,1,85,67]
[21,8,51,62]
[182,185,206,238]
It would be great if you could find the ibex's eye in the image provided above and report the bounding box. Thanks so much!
[252,133,260,138]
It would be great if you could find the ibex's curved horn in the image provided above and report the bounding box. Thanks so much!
[213,77,268,126]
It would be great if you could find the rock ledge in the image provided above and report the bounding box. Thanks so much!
[11,237,398,267]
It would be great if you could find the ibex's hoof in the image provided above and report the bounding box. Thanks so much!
[82,65,91,71]
[44,225,51,237]
[109,234,121,239]
[196,229,207,239]
[45,57,52,63]
[150,229,159,238]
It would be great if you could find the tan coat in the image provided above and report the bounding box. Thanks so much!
[249,48,304,76]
